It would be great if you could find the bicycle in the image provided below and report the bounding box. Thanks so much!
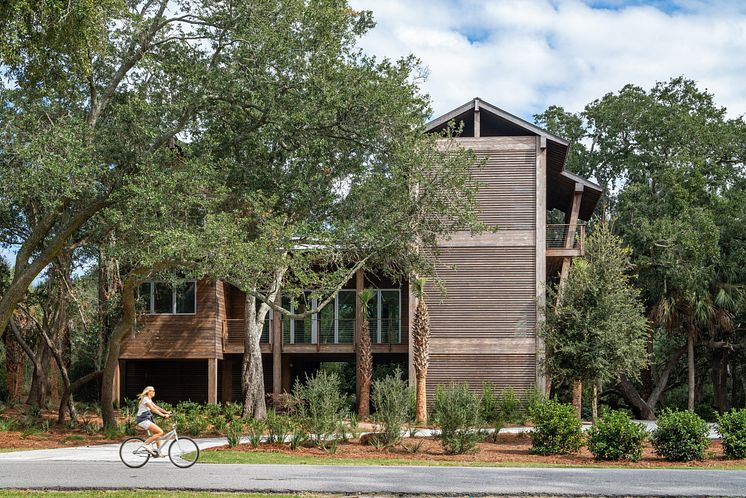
[119,419,200,468]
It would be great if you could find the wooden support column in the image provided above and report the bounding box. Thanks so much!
[272,291,283,399]
[221,358,232,403]
[112,361,121,408]
[408,279,417,387]
[474,99,481,138]
[207,358,218,404]
[354,269,364,404]
[558,184,584,291]
[535,136,547,395]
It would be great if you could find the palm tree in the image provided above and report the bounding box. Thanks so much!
[357,289,375,419]
[412,278,430,423]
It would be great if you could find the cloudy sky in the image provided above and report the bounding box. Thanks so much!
[349,0,746,121]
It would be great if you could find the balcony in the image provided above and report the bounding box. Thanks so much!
[546,223,586,257]
[222,318,270,354]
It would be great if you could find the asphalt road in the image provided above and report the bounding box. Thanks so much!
[0,460,745,496]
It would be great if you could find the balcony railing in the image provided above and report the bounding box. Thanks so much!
[222,319,269,351]
[547,223,586,255]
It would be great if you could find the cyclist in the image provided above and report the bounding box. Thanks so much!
[135,386,171,456]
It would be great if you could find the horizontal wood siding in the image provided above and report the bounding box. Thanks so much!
[427,137,539,398]
[120,280,219,359]
[465,144,536,229]
[427,354,536,397]
[123,360,208,404]
[429,246,536,338]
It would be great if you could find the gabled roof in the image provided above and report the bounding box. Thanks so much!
[425,97,569,146]
[426,97,602,220]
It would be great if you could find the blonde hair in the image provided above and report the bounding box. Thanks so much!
[137,386,155,403]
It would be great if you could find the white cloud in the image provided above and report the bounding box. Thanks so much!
[350,0,746,120]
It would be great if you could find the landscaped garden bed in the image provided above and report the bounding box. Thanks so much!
[201,433,745,469]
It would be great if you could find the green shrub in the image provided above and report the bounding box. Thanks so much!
[479,383,499,423]
[222,401,242,421]
[203,403,223,419]
[498,386,521,424]
[524,384,545,421]
[650,408,710,461]
[529,399,583,455]
[433,383,483,455]
[717,408,746,459]
[226,419,243,448]
[293,370,348,450]
[0,418,18,432]
[371,369,409,447]
[184,413,208,436]
[245,418,265,448]
[176,400,202,416]
[265,409,292,444]
[210,414,228,435]
[103,424,122,440]
[587,410,647,461]
[694,403,718,423]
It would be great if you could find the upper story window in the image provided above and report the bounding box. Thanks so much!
[138,281,196,314]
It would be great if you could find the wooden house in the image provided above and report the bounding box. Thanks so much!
[116,98,602,404]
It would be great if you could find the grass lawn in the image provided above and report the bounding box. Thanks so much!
[199,449,746,470]
[0,492,306,498]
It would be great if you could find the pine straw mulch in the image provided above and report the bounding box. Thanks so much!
[206,433,746,469]
[0,404,126,449]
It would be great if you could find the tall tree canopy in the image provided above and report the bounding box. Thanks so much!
[536,77,746,417]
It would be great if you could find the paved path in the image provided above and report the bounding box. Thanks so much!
[0,460,744,496]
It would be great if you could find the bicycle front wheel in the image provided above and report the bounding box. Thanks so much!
[168,437,199,468]
[120,437,150,468]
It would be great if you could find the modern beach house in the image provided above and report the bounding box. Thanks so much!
[115,98,602,405]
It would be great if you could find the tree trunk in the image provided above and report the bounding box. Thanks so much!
[618,346,687,420]
[3,330,25,401]
[592,383,598,421]
[242,293,268,420]
[26,340,53,407]
[240,270,283,420]
[100,277,138,429]
[357,319,372,420]
[571,380,582,419]
[59,371,102,425]
[687,323,695,411]
[415,369,427,424]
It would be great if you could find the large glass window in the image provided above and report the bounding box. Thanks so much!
[139,281,197,314]
[337,291,355,344]
[282,294,313,344]
[380,290,401,344]
[318,296,336,344]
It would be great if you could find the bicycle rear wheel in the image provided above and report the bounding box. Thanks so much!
[120,437,151,468]
[168,437,199,468]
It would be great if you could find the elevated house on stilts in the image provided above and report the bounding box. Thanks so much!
[116,98,602,405]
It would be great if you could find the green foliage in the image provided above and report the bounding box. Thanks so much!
[529,400,584,455]
[433,384,483,455]
[183,412,209,437]
[650,409,710,461]
[479,383,499,423]
[524,385,546,421]
[716,408,746,459]
[587,410,647,461]
[293,370,349,450]
[498,387,521,424]
[542,223,649,388]
[222,402,243,421]
[0,418,18,432]
[265,409,293,445]
[371,369,409,447]
[226,419,243,448]
[210,415,228,435]
[245,418,266,448]
[103,424,122,440]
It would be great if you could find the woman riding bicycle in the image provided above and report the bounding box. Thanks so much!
[135,386,171,456]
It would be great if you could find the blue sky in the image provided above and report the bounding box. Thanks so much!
[350,0,746,121]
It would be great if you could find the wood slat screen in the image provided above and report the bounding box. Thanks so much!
[471,149,536,229]
[428,246,536,338]
[123,360,209,404]
[427,353,536,399]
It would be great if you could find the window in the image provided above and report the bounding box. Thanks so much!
[137,281,197,314]
[280,289,400,344]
